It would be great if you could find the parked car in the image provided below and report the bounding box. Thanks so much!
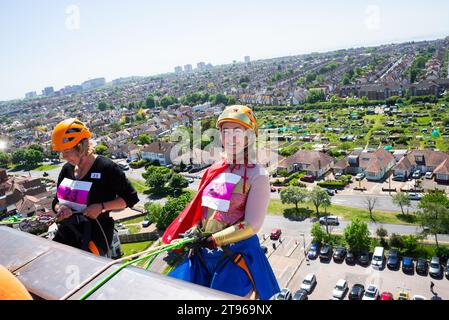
[261,246,268,254]
[292,289,308,300]
[362,285,379,300]
[397,291,410,300]
[334,172,343,179]
[429,256,442,277]
[300,175,316,183]
[270,229,282,240]
[445,260,449,279]
[413,295,426,300]
[416,258,428,275]
[408,192,422,201]
[358,251,371,265]
[333,246,347,262]
[412,170,422,179]
[270,186,277,193]
[325,189,336,196]
[387,249,401,269]
[141,218,151,228]
[319,216,339,226]
[380,292,394,300]
[271,288,292,300]
[402,257,414,274]
[308,243,319,259]
[319,244,333,261]
[371,247,385,269]
[332,279,348,299]
[346,250,356,264]
[118,163,130,171]
[355,173,365,181]
[300,273,317,293]
[425,172,434,179]
[348,284,365,300]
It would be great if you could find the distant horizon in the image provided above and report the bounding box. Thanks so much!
[1,0,449,102]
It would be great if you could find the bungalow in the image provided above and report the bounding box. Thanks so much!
[393,150,449,183]
[278,150,335,179]
[333,148,396,181]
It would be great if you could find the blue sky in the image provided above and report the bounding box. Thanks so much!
[1,0,448,101]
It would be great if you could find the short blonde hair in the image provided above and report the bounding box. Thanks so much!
[74,139,95,156]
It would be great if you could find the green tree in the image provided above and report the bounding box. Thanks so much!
[153,193,192,230]
[23,149,43,168]
[309,186,331,218]
[95,144,109,156]
[392,192,411,215]
[280,186,308,211]
[417,200,449,247]
[136,134,151,145]
[12,150,26,165]
[145,95,156,109]
[160,96,178,108]
[167,173,189,196]
[311,222,328,245]
[144,202,165,230]
[0,152,11,168]
[344,219,371,252]
[98,101,109,111]
[402,235,418,256]
[143,166,173,197]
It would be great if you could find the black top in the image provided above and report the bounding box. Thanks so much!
[52,156,139,218]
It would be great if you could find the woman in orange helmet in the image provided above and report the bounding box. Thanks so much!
[164,105,280,300]
[51,119,139,257]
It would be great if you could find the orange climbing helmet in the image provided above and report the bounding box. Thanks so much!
[216,105,258,136]
[52,118,91,151]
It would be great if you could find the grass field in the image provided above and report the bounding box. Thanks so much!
[121,240,154,256]
[129,178,149,193]
[268,199,418,225]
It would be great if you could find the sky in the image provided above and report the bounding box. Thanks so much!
[0,0,448,101]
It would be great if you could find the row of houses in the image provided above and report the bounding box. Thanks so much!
[276,148,449,184]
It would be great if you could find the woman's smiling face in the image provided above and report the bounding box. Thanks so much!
[220,122,248,158]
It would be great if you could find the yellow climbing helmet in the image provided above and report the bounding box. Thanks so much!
[216,105,258,136]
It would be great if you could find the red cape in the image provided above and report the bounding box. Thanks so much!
[162,160,229,244]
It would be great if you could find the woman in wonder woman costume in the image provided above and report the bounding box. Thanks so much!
[162,105,280,300]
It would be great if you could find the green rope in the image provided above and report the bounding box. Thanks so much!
[79,238,194,300]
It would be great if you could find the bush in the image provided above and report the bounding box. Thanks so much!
[317,181,346,190]
[389,233,404,249]
[130,159,149,169]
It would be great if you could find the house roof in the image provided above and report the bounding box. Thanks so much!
[394,150,449,171]
[280,150,335,170]
[434,159,449,175]
[141,141,174,154]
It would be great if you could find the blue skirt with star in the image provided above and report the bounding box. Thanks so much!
[168,235,280,300]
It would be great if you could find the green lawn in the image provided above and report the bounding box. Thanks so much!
[33,164,59,171]
[123,216,145,225]
[129,178,149,193]
[268,199,417,225]
[121,240,154,257]
[127,225,142,234]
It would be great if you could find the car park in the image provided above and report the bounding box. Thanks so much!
[358,251,370,266]
[408,192,422,201]
[402,257,414,274]
[333,246,347,262]
[332,279,348,299]
[348,284,365,300]
[319,216,339,226]
[362,285,379,300]
[397,291,410,300]
[319,244,333,261]
[416,258,428,275]
[300,273,317,293]
[345,250,356,264]
[270,229,282,240]
[292,289,308,300]
[371,247,385,269]
[387,249,400,269]
[271,288,292,300]
[429,256,442,277]
[308,243,319,259]
[380,292,394,300]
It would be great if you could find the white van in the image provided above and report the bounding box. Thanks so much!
[371,247,384,269]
